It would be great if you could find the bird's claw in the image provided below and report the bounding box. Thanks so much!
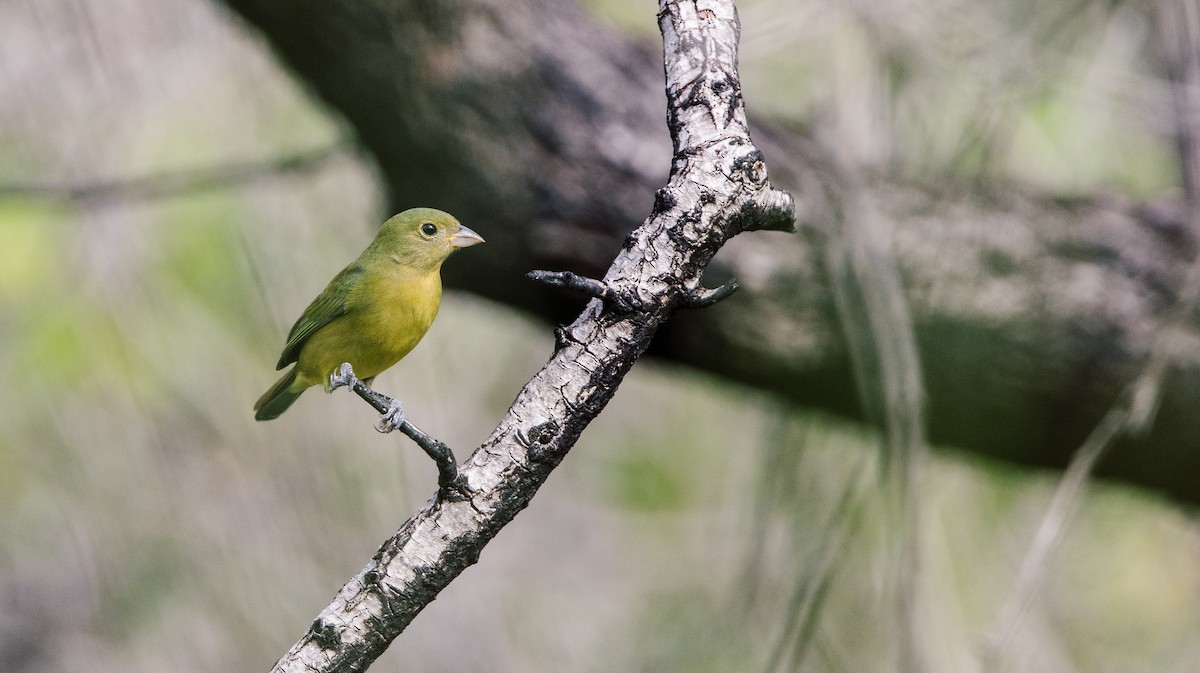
[375,399,405,433]
[329,363,357,391]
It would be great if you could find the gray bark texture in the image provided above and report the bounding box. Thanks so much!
[217,0,1200,508]
[267,0,793,670]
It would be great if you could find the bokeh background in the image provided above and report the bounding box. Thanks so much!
[2,0,1198,672]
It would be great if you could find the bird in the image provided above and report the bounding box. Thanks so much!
[254,208,484,421]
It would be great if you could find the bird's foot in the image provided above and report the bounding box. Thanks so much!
[375,399,405,434]
[329,362,358,392]
[332,362,402,429]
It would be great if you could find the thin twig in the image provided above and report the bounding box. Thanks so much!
[679,279,740,308]
[528,270,740,310]
[329,364,465,498]
[526,270,610,300]
[984,3,1200,668]
[824,176,930,672]
[0,142,350,205]
[983,404,1128,670]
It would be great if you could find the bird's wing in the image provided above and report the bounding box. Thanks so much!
[275,263,365,370]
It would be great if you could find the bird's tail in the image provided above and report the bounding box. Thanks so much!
[254,368,303,421]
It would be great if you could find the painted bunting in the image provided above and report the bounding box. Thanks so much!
[254,208,484,421]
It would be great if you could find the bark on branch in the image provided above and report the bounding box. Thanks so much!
[269,2,793,670]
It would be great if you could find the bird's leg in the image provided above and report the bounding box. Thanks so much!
[328,362,360,392]
[329,364,403,433]
[358,375,401,431]
[330,366,403,432]
[329,363,394,415]
[375,400,405,434]
[331,364,405,427]
[329,362,467,498]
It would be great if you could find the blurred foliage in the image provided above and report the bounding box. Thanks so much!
[588,0,1179,196]
[0,0,1198,672]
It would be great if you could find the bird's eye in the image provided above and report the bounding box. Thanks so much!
[420,222,438,237]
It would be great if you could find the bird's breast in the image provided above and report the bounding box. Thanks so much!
[355,267,442,354]
[299,267,443,383]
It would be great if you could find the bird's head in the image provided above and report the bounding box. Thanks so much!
[372,207,485,270]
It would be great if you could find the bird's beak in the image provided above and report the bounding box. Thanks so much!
[450,225,485,249]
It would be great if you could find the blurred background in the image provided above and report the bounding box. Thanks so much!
[1,0,1198,672]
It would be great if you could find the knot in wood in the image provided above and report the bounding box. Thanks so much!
[309,617,341,651]
[732,150,768,188]
[523,419,563,464]
[528,420,560,446]
[652,187,678,216]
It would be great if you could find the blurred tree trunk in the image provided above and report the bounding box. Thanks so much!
[217,0,1200,508]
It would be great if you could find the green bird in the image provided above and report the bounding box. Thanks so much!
[254,208,484,421]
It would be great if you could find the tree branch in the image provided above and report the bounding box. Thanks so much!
[0,142,349,204]
[216,0,1200,508]
[269,1,793,670]
[329,363,466,497]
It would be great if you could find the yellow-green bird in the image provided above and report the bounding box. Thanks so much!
[254,208,484,421]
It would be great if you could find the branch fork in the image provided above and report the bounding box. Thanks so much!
[272,1,794,670]
[527,268,741,313]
